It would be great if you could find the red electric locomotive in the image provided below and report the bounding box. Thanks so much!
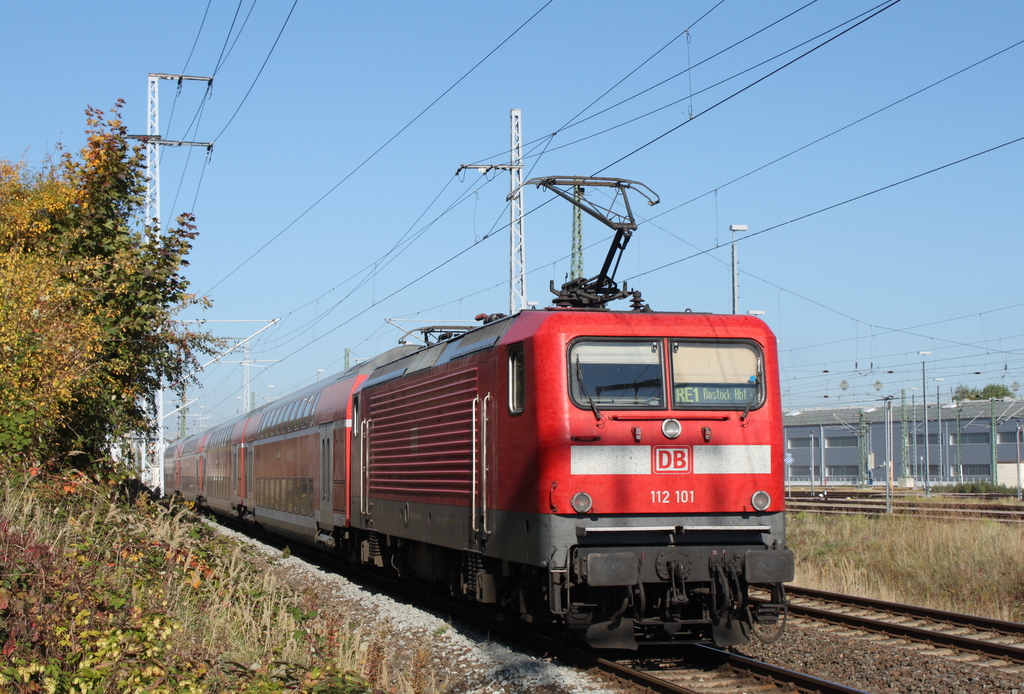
[164,178,792,649]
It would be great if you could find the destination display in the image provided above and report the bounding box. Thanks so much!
[674,383,756,406]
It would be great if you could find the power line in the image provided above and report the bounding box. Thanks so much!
[593,0,904,176]
[180,0,214,76]
[556,0,730,134]
[628,135,1024,282]
[643,37,1024,225]
[210,0,298,142]
[468,0,824,167]
[200,0,554,297]
[271,120,1020,373]
[199,1,881,332]
[214,0,258,76]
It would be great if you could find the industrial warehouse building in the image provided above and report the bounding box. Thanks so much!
[782,399,1024,489]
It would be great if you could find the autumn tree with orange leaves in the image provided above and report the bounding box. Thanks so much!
[0,101,216,473]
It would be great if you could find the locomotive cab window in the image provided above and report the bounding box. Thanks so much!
[671,340,763,410]
[569,340,664,409]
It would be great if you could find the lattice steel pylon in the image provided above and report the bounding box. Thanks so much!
[145,74,161,227]
[508,109,526,314]
[570,181,584,281]
[141,73,214,234]
[457,109,526,314]
[130,72,213,491]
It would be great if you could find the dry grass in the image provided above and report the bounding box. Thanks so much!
[787,510,1024,621]
[0,468,456,693]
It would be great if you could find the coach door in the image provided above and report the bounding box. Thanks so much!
[245,442,254,502]
[231,444,240,500]
[319,423,333,530]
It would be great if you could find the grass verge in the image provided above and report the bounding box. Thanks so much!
[0,467,447,693]
[787,510,1024,621]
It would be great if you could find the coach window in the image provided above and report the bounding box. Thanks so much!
[508,345,525,414]
[670,340,762,410]
[569,339,664,409]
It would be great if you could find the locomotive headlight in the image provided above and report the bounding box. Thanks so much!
[571,492,593,514]
[751,490,771,511]
[661,418,682,439]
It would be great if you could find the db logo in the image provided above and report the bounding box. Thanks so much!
[653,446,691,474]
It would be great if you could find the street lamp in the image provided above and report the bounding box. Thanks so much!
[919,351,931,497]
[935,378,945,481]
[1017,421,1022,502]
[884,396,894,514]
[808,431,815,495]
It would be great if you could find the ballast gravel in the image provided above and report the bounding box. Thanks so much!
[210,522,614,693]
[743,619,1024,694]
[211,520,1024,693]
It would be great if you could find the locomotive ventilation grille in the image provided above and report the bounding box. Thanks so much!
[365,365,480,497]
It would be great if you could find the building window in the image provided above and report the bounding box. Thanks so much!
[998,431,1021,445]
[959,431,990,445]
[914,433,940,445]
[826,465,859,476]
[826,436,858,448]
[788,438,812,449]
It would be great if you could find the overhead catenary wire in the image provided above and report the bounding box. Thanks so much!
[213,0,258,76]
[201,0,879,315]
[236,129,1024,406]
[628,135,1024,283]
[200,0,555,297]
[180,4,1019,423]
[593,0,904,176]
[209,0,299,143]
[467,0,824,166]
[260,133,1023,385]
[256,0,909,351]
[642,37,1024,225]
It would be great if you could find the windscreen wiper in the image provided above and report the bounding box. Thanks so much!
[576,357,603,422]
[740,359,764,423]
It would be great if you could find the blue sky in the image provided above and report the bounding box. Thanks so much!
[4,1,1022,434]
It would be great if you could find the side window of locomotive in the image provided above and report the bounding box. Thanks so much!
[508,345,525,414]
[569,340,664,409]
[670,341,763,410]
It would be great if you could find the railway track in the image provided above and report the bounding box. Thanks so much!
[602,645,870,694]
[786,495,1024,523]
[419,582,875,694]
[221,516,870,694]
[214,513,1024,692]
[784,585,1024,672]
